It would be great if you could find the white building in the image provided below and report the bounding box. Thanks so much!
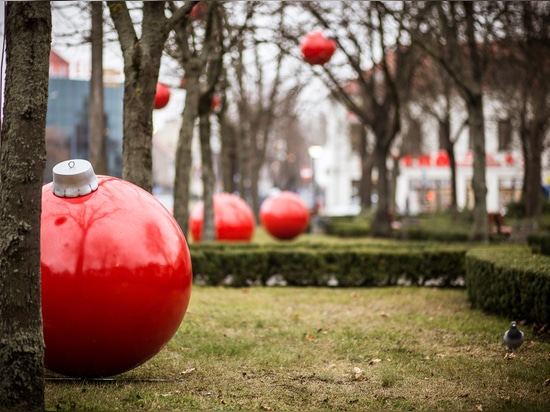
[314,93,549,217]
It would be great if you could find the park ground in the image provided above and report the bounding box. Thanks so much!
[45,286,550,411]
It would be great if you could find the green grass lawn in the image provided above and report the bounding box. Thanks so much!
[45,286,550,411]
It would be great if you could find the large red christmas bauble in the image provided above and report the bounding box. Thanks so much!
[189,193,255,242]
[41,160,192,377]
[260,191,310,240]
[154,83,171,109]
[300,31,337,65]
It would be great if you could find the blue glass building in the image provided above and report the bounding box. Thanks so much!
[45,77,124,181]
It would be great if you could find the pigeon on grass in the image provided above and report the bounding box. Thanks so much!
[503,321,524,359]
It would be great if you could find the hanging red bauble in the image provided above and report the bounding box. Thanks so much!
[190,1,208,20]
[260,191,310,240]
[154,82,171,109]
[189,193,255,242]
[211,94,221,111]
[300,31,337,65]
[41,160,192,378]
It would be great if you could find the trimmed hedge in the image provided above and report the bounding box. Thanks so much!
[527,232,550,256]
[189,241,468,288]
[465,245,550,325]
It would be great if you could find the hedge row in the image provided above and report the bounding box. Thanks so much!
[189,242,467,288]
[527,232,550,256]
[465,245,550,325]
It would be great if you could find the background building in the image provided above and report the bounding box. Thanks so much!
[45,50,123,182]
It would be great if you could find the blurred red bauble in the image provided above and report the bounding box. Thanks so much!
[300,31,337,65]
[211,94,221,111]
[154,82,171,109]
[41,160,192,377]
[260,191,310,240]
[189,192,255,242]
[190,1,208,20]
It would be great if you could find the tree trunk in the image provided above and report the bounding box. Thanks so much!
[369,142,392,237]
[448,147,458,214]
[358,125,373,210]
[198,108,216,242]
[468,96,488,241]
[107,1,168,193]
[0,2,50,410]
[173,70,200,238]
[521,124,543,218]
[220,116,237,194]
[249,153,261,220]
[89,1,108,175]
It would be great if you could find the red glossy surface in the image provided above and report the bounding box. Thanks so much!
[190,1,208,20]
[300,31,337,65]
[260,191,310,240]
[189,193,255,242]
[41,176,192,377]
[154,83,171,109]
[211,94,221,111]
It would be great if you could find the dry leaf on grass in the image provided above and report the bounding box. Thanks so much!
[305,333,315,341]
[180,367,196,375]
[260,405,273,411]
[475,404,483,411]
[368,358,382,365]
[544,378,550,387]
[353,367,363,379]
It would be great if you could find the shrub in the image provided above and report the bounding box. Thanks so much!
[189,241,468,288]
[527,232,550,256]
[465,245,550,325]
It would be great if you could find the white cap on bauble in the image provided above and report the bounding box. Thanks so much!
[52,159,99,198]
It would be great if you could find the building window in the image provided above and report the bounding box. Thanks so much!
[498,119,512,152]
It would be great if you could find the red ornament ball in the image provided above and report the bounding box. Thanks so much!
[154,82,171,109]
[41,160,192,377]
[189,193,255,242]
[190,1,208,20]
[260,191,310,240]
[300,31,337,65]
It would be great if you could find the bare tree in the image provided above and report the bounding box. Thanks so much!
[491,2,550,218]
[167,1,227,239]
[107,1,196,192]
[411,52,469,214]
[289,1,418,237]
[89,1,108,175]
[405,1,505,241]
[229,3,295,218]
[0,2,51,410]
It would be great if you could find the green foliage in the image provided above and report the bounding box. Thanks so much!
[527,232,550,255]
[465,245,550,325]
[505,198,550,219]
[325,215,370,237]
[395,212,472,242]
[189,241,468,287]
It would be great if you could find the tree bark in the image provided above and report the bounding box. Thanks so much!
[0,2,50,410]
[464,2,488,241]
[467,95,488,240]
[358,125,373,209]
[173,68,200,238]
[521,122,543,218]
[198,108,216,242]
[108,1,191,192]
[89,1,108,175]
[370,141,393,237]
